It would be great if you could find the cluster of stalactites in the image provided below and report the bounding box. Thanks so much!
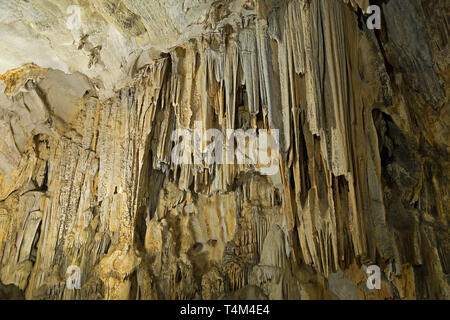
[132,0,390,278]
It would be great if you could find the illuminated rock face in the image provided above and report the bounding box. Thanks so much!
[0,0,448,300]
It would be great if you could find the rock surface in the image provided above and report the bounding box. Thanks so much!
[0,0,448,300]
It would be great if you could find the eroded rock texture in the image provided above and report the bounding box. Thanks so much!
[0,0,448,300]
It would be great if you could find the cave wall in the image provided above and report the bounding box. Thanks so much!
[0,0,448,300]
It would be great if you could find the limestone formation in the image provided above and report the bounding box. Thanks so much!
[0,0,448,300]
